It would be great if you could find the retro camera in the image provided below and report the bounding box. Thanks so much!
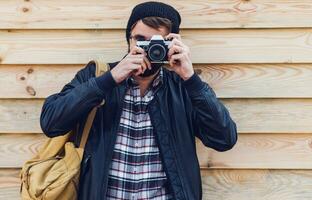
[136,35,171,63]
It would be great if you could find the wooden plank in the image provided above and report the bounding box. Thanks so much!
[0,64,81,98]
[2,0,312,29]
[0,29,127,65]
[197,133,312,169]
[1,169,312,200]
[201,169,312,200]
[1,99,312,134]
[222,99,312,133]
[2,64,312,98]
[0,169,20,200]
[0,100,43,134]
[197,64,312,98]
[0,134,45,168]
[0,169,19,188]
[2,133,312,169]
[2,29,312,64]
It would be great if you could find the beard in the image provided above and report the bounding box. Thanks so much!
[139,62,163,77]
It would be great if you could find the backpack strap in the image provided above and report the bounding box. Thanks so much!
[94,58,109,77]
[79,107,97,149]
[79,59,109,149]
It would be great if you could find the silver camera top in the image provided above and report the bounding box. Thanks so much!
[136,35,171,46]
[136,35,171,63]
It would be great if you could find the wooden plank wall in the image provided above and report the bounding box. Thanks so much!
[1,0,312,199]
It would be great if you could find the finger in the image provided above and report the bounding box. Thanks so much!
[128,57,144,65]
[129,64,142,70]
[135,70,143,76]
[129,59,145,73]
[129,53,145,57]
[132,45,144,54]
[163,63,173,71]
[169,53,184,66]
[129,64,143,75]
[168,45,183,59]
[135,65,144,76]
[141,59,147,73]
[126,54,144,63]
[128,54,145,61]
[168,38,184,49]
[165,33,182,41]
[143,57,152,70]
[130,46,145,55]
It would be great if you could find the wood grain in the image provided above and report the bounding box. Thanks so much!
[0,134,45,168]
[0,169,20,200]
[201,169,312,200]
[2,64,312,98]
[0,100,43,134]
[222,99,312,133]
[1,168,312,200]
[2,133,312,169]
[197,64,312,98]
[2,0,312,29]
[1,99,312,134]
[197,134,312,169]
[1,0,312,199]
[0,64,81,98]
[3,29,312,64]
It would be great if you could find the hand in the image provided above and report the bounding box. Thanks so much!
[165,33,194,80]
[110,46,151,84]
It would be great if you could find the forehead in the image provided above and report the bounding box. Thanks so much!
[131,20,169,39]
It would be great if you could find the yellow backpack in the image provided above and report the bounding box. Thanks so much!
[20,59,109,200]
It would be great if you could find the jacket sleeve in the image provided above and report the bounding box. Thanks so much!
[40,61,117,138]
[182,73,237,152]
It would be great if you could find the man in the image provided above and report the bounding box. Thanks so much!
[40,2,237,200]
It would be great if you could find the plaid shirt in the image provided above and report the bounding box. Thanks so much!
[106,68,173,200]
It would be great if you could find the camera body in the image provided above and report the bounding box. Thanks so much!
[137,35,171,63]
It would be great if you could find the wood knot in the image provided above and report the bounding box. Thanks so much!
[20,76,26,81]
[27,68,34,74]
[22,7,29,12]
[194,68,202,75]
[26,86,36,96]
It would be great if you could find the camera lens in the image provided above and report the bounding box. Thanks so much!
[148,44,166,61]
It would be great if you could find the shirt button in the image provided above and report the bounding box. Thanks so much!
[135,142,139,147]
[133,167,137,173]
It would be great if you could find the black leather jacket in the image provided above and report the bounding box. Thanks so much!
[40,61,237,200]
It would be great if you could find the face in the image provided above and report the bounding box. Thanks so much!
[129,20,169,78]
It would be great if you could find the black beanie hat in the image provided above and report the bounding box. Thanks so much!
[126,1,181,45]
